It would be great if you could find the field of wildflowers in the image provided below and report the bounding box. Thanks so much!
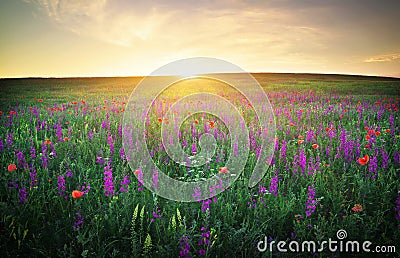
[0,74,399,257]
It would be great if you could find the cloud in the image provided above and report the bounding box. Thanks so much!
[24,1,327,52]
[364,53,400,63]
[25,0,176,46]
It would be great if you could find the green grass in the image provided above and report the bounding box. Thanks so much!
[0,74,399,257]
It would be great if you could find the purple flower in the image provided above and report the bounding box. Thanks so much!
[151,209,162,223]
[41,142,49,169]
[29,167,37,187]
[102,115,110,130]
[259,185,267,194]
[73,212,84,231]
[30,146,36,158]
[18,185,27,205]
[179,235,191,258]
[381,149,389,169]
[66,169,73,178]
[305,185,316,217]
[135,169,144,191]
[96,156,104,164]
[16,151,28,169]
[80,183,90,195]
[233,140,238,157]
[269,175,278,197]
[57,175,66,196]
[6,133,13,148]
[201,199,211,212]
[394,151,400,166]
[88,130,94,140]
[306,130,314,143]
[119,175,130,193]
[198,226,210,255]
[152,170,159,189]
[119,147,125,161]
[103,162,114,197]
[248,198,257,209]
[55,124,63,142]
[118,125,122,138]
[193,186,202,201]
[191,143,197,154]
[32,107,39,118]
[367,156,378,179]
[108,134,114,157]
[299,150,307,175]
[49,142,57,158]
[280,140,287,162]
[9,179,19,190]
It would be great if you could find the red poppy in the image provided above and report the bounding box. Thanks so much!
[64,137,70,141]
[71,101,78,105]
[157,117,162,123]
[298,135,304,139]
[298,140,304,144]
[364,144,370,149]
[312,144,319,149]
[44,139,52,145]
[9,110,17,115]
[208,121,215,128]
[134,170,140,175]
[219,167,230,174]
[375,131,381,136]
[351,204,363,212]
[72,190,83,199]
[326,127,331,132]
[364,126,369,130]
[358,154,369,165]
[368,130,375,135]
[365,135,371,140]
[194,119,199,124]
[38,99,43,102]
[385,129,390,133]
[8,164,17,172]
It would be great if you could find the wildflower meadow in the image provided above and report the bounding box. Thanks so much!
[0,74,399,257]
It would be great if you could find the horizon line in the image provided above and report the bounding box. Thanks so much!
[1,71,400,80]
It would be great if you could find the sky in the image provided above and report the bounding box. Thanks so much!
[1,0,399,78]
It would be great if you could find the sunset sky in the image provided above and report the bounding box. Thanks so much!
[1,0,399,78]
